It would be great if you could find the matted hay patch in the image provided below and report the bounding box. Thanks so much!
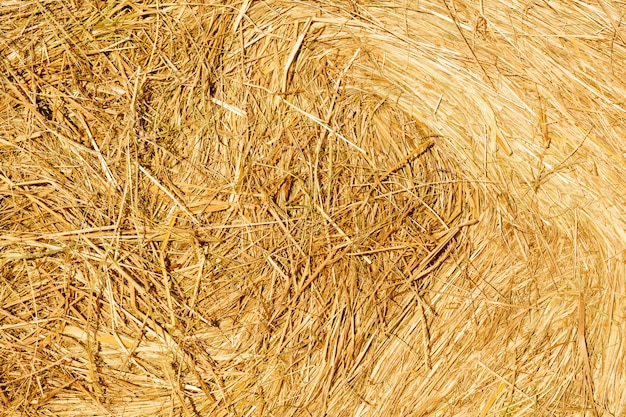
[1,1,625,416]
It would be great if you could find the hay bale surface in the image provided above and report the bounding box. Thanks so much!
[1,1,625,416]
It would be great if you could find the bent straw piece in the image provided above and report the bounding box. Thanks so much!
[138,165,199,225]
[232,0,252,33]
[211,96,247,117]
[281,17,312,92]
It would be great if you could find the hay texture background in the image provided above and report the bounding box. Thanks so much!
[1,0,626,416]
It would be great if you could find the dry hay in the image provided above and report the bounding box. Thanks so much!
[1,0,625,416]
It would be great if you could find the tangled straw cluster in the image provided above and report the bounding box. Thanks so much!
[1,1,625,416]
